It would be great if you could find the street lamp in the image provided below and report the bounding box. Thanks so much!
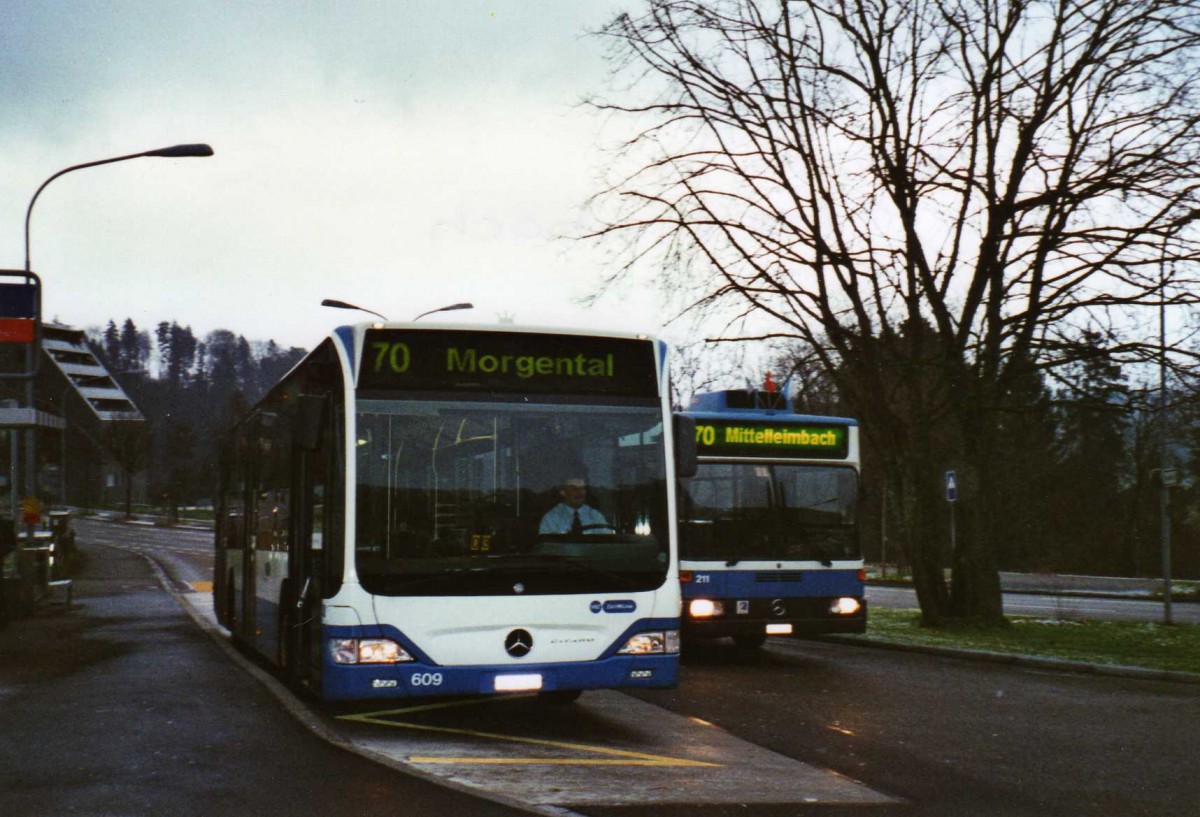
[25,143,214,273]
[413,302,473,321]
[320,298,388,321]
[21,143,209,520]
[1158,250,1173,625]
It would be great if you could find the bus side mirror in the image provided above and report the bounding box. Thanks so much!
[674,414,698,479]
[296,395,327,451]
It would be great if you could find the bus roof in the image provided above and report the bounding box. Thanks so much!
[328,320,662,343]
[683,408,858,427]
[685,389,857,426]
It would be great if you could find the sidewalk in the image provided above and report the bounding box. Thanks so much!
[0,541,529,817]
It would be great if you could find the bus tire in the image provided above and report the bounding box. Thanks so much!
[278,581,297,683]
[278,610,295,682]
[224,570,238,631]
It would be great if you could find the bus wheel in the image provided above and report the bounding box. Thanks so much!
[278,613,295,679]
[733,633,767,650]
[537,689,583,705]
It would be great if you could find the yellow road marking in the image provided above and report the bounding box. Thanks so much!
[343,696,507,719]
[410,757,704,766]
[339,699,721,768]
[191,581,213,592]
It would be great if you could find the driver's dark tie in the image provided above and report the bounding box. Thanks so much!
[570,510,583,535]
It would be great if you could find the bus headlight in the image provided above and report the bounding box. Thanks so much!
[688,599,725,619]
[618,630,681,655]
[830,597,862,616]
[329,637,414,664]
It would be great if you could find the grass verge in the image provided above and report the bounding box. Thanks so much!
[848,607,1200,675]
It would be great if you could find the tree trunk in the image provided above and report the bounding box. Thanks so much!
[948,409,1006,625]
[880,442,952,626]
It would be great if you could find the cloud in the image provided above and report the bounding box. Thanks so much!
[1,1,671,351]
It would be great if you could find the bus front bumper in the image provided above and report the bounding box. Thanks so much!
[321,653,679,701]
[682,597,867,639]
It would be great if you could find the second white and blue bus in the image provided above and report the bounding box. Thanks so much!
[215,323,689,701]
[676,389,866,648]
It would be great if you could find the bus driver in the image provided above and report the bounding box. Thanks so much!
[539,476,612,535]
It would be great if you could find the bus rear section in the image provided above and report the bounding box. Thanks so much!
[677,389,866,648]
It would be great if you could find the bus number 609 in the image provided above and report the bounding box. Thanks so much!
[410,672,443,687]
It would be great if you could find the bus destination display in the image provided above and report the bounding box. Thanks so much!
[358,329,660,397]
[694,417,849,459]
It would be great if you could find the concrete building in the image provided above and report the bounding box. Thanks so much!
[0,322,145,515]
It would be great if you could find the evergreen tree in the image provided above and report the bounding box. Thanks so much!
[1051,333,1131,573]
[989,361,1059,571]
[102,320,121,369]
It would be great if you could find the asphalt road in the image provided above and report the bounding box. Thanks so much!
[623,636,1200,817]
[5,519,1194,817]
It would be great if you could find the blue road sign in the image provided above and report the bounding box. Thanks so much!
[945,470,957,502]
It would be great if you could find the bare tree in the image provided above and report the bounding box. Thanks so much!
[589,0,1200,623]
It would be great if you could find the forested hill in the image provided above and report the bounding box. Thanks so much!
[87,317,308,511]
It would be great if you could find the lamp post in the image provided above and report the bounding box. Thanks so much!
[1158,251,1173,625]
[22,143,211,528]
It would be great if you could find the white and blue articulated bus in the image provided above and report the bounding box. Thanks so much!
[215,324,687,701]
[677,389,866,648]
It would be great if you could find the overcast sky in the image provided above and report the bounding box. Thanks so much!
[0,1,682,353]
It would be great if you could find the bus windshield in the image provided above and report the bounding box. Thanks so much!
[680,463,859,562]
[354,398,668,596]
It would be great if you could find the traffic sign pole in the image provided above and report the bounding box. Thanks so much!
[946,471,957,561]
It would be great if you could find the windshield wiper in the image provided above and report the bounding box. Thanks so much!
[486,553,642,588]
[381,567,479,591]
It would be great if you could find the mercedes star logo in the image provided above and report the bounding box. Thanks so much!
[505,628,533,658]
[771,599,787,617]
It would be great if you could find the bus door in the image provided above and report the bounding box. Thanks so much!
[282,394,330,688]
[247,411,292,659]
[216,438,249,637]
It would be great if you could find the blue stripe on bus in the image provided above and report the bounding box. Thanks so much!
[681,568,863,599]
[322,652,679,701]
[334,325,356,377]
[321,617,680,701]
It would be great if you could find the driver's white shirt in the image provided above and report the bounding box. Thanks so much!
[538,503,610,534]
